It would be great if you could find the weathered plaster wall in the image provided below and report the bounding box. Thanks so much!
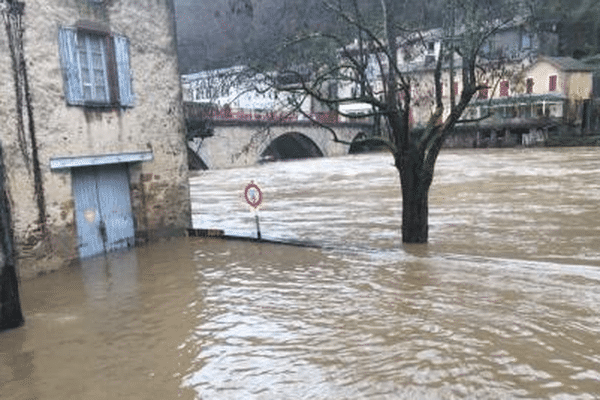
[0,2,52,277]
[408,60,535,129]
[408,69,462,127]
[566,72,593,100]
[1,0,190,278]
[527,61,562,95]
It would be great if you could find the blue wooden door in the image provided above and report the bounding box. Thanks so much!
[96,164,135,253]
[72,164,134,258]
[72,167,104,258]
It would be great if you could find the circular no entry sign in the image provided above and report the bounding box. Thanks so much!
[244,181,263,209]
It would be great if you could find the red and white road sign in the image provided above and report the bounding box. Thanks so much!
[244,181,263,209]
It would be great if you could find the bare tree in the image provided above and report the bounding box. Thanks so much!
[262,0,523,243]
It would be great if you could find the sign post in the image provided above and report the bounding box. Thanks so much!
[244,181,263,240]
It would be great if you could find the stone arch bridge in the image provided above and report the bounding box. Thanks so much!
[188,119,373,170]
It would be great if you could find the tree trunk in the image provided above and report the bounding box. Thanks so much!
[0,145,24,332]
[0,262,24,331]
[396,149,433,244]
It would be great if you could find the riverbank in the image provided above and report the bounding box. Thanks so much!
[442,121,600,148]
[545,134,600,147]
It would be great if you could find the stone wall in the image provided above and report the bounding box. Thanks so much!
[445,130,521,148]
[0,0,191,278]
[192,122,368,169]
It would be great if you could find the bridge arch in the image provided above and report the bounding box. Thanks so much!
[349,132,369,154]
[187,146,208,170]
[188,120,370,169]
[349,131,389,154]
[259,132,324,162]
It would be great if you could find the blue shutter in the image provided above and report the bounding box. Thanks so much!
[58,27,84,105]
[114,35,134,107]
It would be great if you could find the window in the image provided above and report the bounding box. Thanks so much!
[481,41,490,55]
[500,80,509,97]
[58,27,134,107]
[366,54,379,80]
[478,82,489,100]
[549,75,557,92]
[482,39,498,58]
[526,78,534,94]
[521,33,531,49]
[77,33,109,102]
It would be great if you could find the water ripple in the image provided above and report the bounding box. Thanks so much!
[184,149,600,399]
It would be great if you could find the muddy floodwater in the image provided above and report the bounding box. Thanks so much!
[2,147,600,399]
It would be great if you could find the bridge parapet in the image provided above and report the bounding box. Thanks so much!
[184,102,367,133]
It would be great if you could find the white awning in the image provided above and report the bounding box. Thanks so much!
[50,151,153,170]
[339,103,373,115]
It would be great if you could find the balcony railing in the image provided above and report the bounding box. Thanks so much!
[184,103,340,124]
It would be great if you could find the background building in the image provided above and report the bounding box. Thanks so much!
[182,66,339,125]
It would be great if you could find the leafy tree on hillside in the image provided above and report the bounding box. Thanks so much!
[175,0,447,72]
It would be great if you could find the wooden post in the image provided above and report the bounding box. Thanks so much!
[255,213,261,240]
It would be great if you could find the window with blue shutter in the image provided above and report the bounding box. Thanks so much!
[58,27,134,107]
[59,28,84,105]
[114,35,134,107]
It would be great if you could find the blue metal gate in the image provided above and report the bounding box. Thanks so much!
[72,164,135,258]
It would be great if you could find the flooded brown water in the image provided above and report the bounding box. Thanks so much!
[2,147,600,399]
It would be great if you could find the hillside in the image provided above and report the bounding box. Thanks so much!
[174,0,600,74]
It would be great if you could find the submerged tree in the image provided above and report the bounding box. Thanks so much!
[184,0,528,243]
[258,0,525,243]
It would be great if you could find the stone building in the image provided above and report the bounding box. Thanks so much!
[456,56,594,146]
[335,17,592,147]
[0,0,191,278]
